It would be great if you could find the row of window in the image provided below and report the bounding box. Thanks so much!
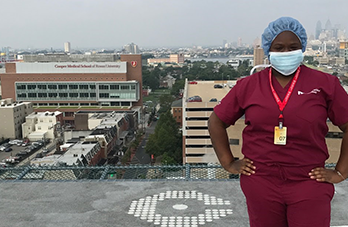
[17,84,136,90]
[17,92,137,99]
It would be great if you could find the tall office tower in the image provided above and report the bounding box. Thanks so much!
[238,37,242,47]
[325,19,332,31]
[315,21,322,39]
[124,43,139,54]
[64,42,71,53]
[253,45,264,67]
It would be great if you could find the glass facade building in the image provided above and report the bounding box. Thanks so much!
[15,81,140,107]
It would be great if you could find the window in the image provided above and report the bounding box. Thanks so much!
[110,94,120,98]
[90,93,96,97]
[58,84,68,89]
[99,93,109,98]
[59,93,68,98]
[38,85,47,89]
[110,85,119,90]
[79,85,89,89]
[38,93,47,98]
[99,85,109,90]
[28,93,37,98]
[48,85,57,89]
[121,85,129,90]
[69,85,78,89]
[80,93,89,98]
[27,85,37,89]
[90,85,96,89]
[69,93,79,98]
[16,85,26,90]
[49,93,58,98]
[131,85,136,90]
[17,93,27,98]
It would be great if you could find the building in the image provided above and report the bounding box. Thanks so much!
[0,98,34,139]
[0,54,143,127]
[171,99,183,127]
[160,75,176,88]
[339,41,348,60]
[182,79,345,165]
[22,111,63,141]
[64,42,71,53]
[182,80,240,164]
[124,43,139,54]
[147,54,184,65]
[253,45,265,66]
[22,53,120,62]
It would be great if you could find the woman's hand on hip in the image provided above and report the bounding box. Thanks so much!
[309,167,345,184]
[226,158,256,176]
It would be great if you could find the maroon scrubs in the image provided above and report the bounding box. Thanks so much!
[214,65,348,227]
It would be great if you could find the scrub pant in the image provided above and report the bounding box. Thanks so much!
[240,173,334,227]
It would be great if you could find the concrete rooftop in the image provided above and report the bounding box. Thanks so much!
[0,180,347,227]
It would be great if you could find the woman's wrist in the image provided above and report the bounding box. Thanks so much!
[335,169,346,181]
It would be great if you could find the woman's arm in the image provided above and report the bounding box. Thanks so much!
[309,122,348,183]
[208,111,255,175]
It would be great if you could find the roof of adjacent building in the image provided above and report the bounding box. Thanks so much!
[171,99,182,107]
[0,180,347,227]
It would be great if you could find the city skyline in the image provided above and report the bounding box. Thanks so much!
[1,0,348,50]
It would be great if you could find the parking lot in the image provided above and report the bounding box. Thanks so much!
[0,139,50,167]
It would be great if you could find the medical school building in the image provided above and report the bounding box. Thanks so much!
[0,54,142,127]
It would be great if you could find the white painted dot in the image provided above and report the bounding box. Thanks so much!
[172,204,188,210]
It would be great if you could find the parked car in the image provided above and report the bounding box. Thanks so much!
[187,95,202,102]
[4,147,13,152]
[17,151,29,156]
[35,153,44,159]
[189,81,198,84]
[214,84,223,89]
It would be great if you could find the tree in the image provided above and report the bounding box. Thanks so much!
[145,111,182,164]
[158,94,175,113]
[171,79,185,97]
[143,69,160,90]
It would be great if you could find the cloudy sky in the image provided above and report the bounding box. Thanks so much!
[1,0,348,50]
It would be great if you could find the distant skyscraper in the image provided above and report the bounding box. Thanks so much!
[315,21,322,39]
[238,37,242,47]
[124,43,139,54]
[325,19,332,31]
[253,45,264,67]
[64,42,71,53]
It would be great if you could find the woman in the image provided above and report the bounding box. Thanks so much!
[208,17,348,227]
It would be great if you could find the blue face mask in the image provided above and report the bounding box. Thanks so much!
[269,49,304,76]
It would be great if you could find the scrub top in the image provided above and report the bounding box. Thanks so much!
[214,65,348,178]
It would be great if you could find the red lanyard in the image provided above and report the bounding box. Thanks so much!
[269,67,300,126]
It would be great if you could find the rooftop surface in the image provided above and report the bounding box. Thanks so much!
[0,180,347,227]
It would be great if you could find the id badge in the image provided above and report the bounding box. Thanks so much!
[274,126,287,145]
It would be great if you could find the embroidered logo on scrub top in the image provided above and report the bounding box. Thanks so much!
[297,89,321,95]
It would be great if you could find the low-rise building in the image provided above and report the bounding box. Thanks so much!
[0,98,33,139]
[22,111,63,141]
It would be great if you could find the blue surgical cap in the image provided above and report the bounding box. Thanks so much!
[261,17,307,57]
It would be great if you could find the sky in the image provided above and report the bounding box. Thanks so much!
[1,0,348,50]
